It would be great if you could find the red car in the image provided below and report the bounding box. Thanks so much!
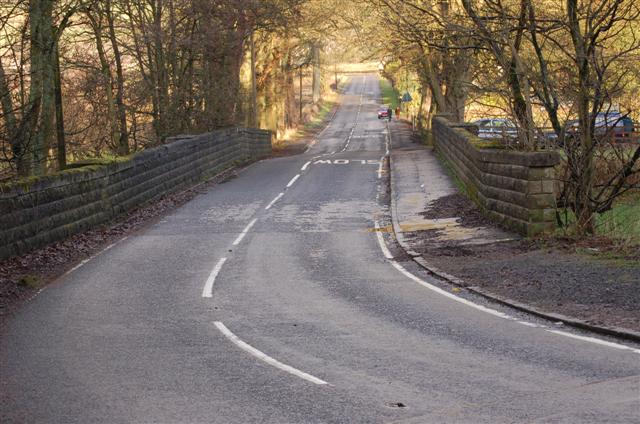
[377,106,390,119]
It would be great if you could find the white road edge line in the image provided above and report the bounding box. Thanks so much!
[286,174,301,188]
[62,236,129,277]
[374,222,394,259]
[517,321,545,328]
[232,218,258,246]
[374,221,640,354]
[265,192,285,210]
[202,258,227,298]
[214,322,329,385]
[301,161,311,171]
[389,260,514,320]
[66,259,91,275]
[546,329,640,354]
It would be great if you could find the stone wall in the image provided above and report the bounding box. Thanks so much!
[0,128,272,260]
[432,116,560,236]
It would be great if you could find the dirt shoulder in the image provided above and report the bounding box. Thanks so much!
[409,193,640,333]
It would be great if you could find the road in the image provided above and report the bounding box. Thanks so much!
[1,75,639,423]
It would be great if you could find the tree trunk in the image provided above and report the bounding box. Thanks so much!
[250,30,258,128]
[106,0,129,155]
[28,0,56,175]
[299,67,303,121]
[311,43,321,104]
[421,56,447,119]
[282,40,296,130]
[53,42,66,169]
[443,55,471,123]
[153,0,168,141]
[567,0,595,235]
[87,10,119,152]
[0,58,29,175]
[285,60,296,128]
[28,0,44,175]
[507,3,537,149]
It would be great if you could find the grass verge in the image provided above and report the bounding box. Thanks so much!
[272,97,339,154]
[556,191,640,244]
[305,100,337,131]
[595,191,640,244]
[379,78,399,109]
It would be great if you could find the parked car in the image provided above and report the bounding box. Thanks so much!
[565,112,635,139]
[471,118,518,139]
[377,106,390,119]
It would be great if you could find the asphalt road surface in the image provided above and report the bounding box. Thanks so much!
[2,75,639,423]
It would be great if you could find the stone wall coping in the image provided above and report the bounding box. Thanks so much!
[0,161,133,197]
[433,116,560,167]
[0,127,267,198]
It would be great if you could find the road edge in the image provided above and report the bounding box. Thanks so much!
[0,160,261,330]
[386,123,640,344]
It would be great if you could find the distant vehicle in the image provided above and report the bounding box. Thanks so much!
[471,118,518,139]
[377,106,389,119]
[565,112,635,140]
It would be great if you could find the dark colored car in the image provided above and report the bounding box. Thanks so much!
[565,112,635,139]
[377,106,389,119]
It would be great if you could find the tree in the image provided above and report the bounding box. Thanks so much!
[28,0,56,175]
[370,0,640,236]
[372,0,476,123]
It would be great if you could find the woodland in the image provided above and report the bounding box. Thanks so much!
[0,0,338,177]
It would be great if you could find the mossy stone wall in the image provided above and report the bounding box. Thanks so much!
[0,128,272,260]
[432,116,559,236]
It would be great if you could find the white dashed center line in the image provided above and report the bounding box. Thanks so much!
[265,192,285,210]
[202,258,227,298]
[232,218,258,246]
[286,174,300,188]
